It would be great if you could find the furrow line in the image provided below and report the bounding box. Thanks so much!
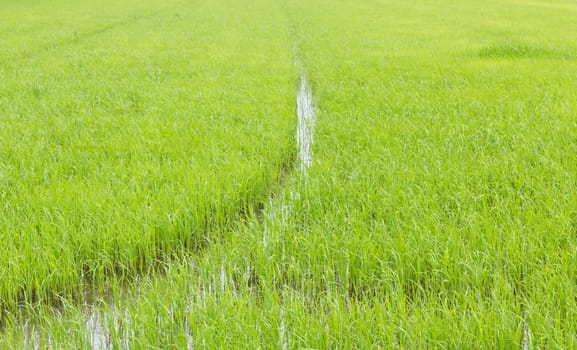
[296,75,315,172]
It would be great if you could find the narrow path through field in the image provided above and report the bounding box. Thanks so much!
[78,69,317,350]
[276,72,315,350]
[522,257,531,350]
[296,76,315,171]
[11,2,317,344]
[6,13,154,64]
[523,309,531,350]
[272,5,317,348]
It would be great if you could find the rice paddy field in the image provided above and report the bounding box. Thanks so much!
[1,0,577,348]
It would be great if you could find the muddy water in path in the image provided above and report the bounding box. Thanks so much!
[296,76,315,171]
[68,75,315,350]
[275,75,315,350]
[81,76,316,350]
[86,309,110,350]
[523,316,530,350]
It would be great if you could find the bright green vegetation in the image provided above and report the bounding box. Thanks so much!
[2,0,577,348]
[0,0,295,308]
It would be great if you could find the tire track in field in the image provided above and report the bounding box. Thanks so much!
[0,1,197,70]
[83,59,316,350]
[521,252,531,350]
[1,6,174,68]
[78,61,316,350]
[272,71,315,350]
[296,74,315,171]
[12,14,153,63]
[77,22,318,350]
[7,2,316,346]
[272,4,317,349]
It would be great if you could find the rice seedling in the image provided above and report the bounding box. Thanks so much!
[0,0,295,311]
[2,0,577,348]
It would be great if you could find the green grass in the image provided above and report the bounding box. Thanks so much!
[2,0,577,348]
[0,0,295,309]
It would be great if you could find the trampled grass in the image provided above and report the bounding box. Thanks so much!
[2,0,577,348]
